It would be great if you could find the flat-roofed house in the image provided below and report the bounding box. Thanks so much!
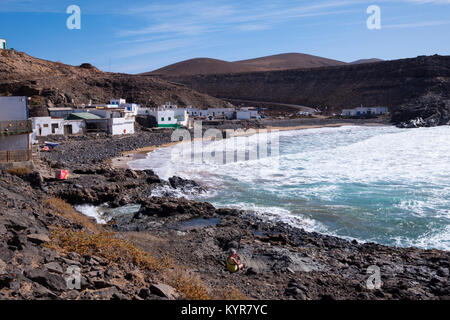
[31,117,85,143]
[341,107,388,116]
[0,96,32,164]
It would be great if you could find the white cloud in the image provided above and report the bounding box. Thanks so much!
[116,0,370,42]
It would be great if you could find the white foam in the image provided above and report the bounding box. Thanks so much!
[75,204,107,224]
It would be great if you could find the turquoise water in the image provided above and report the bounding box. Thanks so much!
[130,125,450,250]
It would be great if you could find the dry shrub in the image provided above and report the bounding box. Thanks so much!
[44,198,100,233]
[217,286,249,300]
[49,227,165,272]
[168,268,212,300]
[7,167,32,177]
[49,226,214,299]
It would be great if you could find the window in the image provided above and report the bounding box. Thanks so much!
[43,124,49,128]
[161,117,164,121]
[168,117,171,121]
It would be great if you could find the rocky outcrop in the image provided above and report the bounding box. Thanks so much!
[136,197,216,218]
[394,94,450,128]
[168,176,206,194]
[0,170,172,300]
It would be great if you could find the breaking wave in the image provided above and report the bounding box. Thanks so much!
[130,125,450,250]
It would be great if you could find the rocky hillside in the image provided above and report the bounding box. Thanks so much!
[0,50,232,116]
[147,53,347,76]
[165,55,450,124]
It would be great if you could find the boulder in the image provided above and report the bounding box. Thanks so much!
[44,262,64,274]
[27,233,51,245]
[150,283,179,300]
[26,268,67,292]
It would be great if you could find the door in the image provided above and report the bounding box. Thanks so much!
[64,125,73,135]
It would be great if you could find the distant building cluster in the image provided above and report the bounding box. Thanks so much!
[0,94,264,165]
[341,106,388,117]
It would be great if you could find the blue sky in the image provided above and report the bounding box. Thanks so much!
[0,0,449,73]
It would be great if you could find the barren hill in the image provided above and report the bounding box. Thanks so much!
[148,53,347,76]
[0,50,232,116]
[235,53,347,70]
[148,58,257,77]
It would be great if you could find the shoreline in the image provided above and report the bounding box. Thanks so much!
[111,121,389,169]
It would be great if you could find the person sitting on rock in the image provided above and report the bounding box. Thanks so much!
[226,248,244,273]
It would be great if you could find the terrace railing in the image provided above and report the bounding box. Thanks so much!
[0,120,32,136]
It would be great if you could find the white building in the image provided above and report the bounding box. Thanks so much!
[148,109,178,128]
[187,108,209,118]
[137,107,152,116]
[142,102,190,128]
[70,108,135,135]
[108,116,135,135]
[174,109,190,127]
[0,39,6,50]
[110,98,126,106]
[31,117,84,143]
[123,103,140,115]
[236,108,260,120]
[0,96,32,163]
[187,107,235,120]
[341,106,388,116]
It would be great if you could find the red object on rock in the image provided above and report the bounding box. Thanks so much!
[57,170,69,180]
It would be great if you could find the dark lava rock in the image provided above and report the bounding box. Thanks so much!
[169,176,206,193]
[137,197,215,218]
[394,94,450,128]
[26,268,67,292]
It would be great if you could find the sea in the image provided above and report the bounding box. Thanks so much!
[127,125,450,251]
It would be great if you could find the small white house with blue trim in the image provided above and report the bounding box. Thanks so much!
[0,39,7,50]
[341,106,388,116]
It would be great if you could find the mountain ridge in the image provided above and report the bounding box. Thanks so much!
[146,53,355,76]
